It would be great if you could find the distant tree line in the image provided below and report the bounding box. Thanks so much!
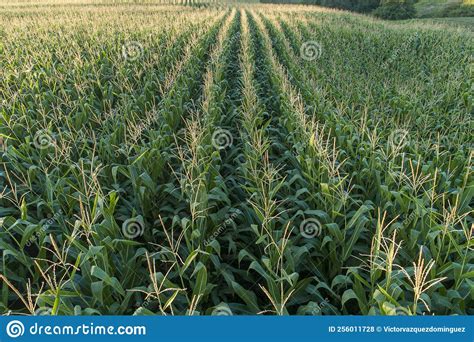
[259,0,418,19]
[282,0,381,13]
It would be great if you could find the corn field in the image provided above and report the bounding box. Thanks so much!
[0,1,473,316]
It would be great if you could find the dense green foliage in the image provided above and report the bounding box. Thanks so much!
[260,0,473,19]
[260,0,380,13]
[0,2,472,316]
[440,3,474,17]
[416,16,474,30]
[415,0,474,18]
[373,0,416,20]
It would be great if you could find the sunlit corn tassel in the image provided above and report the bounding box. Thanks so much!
[400,247,447,314]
